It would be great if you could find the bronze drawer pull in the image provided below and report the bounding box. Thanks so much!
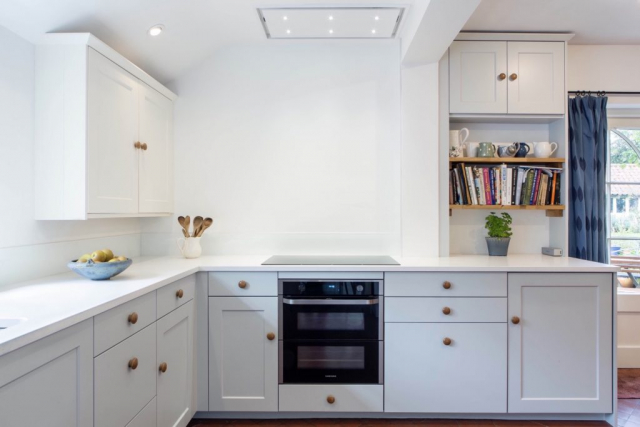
[442,281,451,290]
[327,395,335,404]
[128,357,139,370]
[238,280,247,289]
[159,362,168,373]
[443,337,452,346]
[442,307,451,315]
[176,289,184,298]
[128,312,138,324]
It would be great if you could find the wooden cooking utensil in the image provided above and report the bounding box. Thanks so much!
[184,216,191,238]
[192,216,203,237]
[177,216,188,238]
[197,217,213,237]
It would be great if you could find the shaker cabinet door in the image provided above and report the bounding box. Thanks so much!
[208,296,278,412]
[157,300,195,427]
[87,48,139,214]
[507,42,565,114]
[0,320,93,427]
[385,322,507,413]
[138,82,174,213]
[508,273,613,413]
[449,41,508,114]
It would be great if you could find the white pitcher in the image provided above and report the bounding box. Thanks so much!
[177,237,202,259]
[533,141,558,158]
[449,128,469,149]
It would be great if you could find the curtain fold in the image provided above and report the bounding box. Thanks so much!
[568,96,608,263]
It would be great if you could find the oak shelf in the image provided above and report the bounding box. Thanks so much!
[449,204,565,218]
[449,157,565,165]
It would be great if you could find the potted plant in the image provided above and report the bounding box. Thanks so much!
[485,212,513,256]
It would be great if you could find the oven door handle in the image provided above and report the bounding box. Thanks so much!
[282,298,379,305]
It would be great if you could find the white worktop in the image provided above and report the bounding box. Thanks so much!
[0,254,617,357]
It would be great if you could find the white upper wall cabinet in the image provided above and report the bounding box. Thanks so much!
[449,40,565,115]
[35,33,176,220]
[449,41,508,114]
[507,42,565,114]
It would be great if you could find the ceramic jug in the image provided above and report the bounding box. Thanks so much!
[449,128,469,149]
[177,237,202,259]
[514,142,530,158]
[533,141,558,158]
[497,143,518,158]
[477,142,497,158]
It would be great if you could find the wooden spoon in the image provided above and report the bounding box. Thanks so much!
[177,216,188,238]
[197,217,213,237]
[192,216,203,237]
[184,216,191,238]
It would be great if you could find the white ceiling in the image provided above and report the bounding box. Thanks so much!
[463,0,640,44]
[0,0,414,84]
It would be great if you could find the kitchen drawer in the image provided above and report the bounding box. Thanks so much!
[157,274,195,318]
[125,397,156,427]
[95,323,157,427]
[94,291,156,355]
[385,272,506,297]
[385,297,507,323]
[209,272,277,296]
[279,385,383,412]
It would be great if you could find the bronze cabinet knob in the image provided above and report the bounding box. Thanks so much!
[159,362,168,373]
[267,332,276,341]
[511,316,521,325]
[442,281,451,290]
[510,73,518,80]
[238,280,248,289]
[442,307,451,315]
[176,289,184,298]
[443,337,452,346]
[498,73,507,80]
[128,312,138,324]
[134,141,142,149]
[141,143,148,150]
[128,357,139,370]
[327,395,335,404]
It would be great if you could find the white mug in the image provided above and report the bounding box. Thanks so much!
[466,142,479,157]
[177,237,202,259]
[533,141,558,158]
[449,128,469,149]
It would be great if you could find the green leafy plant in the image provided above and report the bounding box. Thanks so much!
[485,212,513,238]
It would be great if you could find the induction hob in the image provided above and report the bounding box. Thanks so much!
[261,255,400,265]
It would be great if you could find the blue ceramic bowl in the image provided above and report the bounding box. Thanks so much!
[67,258,133,280]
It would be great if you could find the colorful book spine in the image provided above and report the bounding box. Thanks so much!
[483,168,492,205]
[502,164,510,206]
[530,169,541,205]
[465,166,477,205]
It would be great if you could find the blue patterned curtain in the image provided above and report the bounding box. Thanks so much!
[568,96,608,262]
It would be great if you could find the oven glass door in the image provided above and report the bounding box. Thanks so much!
[282,340,380,384]
[281,297,381,340]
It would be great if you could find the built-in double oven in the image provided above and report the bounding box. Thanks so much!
[278,278,383,385]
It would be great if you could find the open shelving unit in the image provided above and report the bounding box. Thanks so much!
[449,157,566,217]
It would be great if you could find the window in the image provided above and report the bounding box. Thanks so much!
[607,123,640,279]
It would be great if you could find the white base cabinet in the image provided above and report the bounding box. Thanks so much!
[208,296,278,412]
[385,323,507,413]
[157,300,195,427]
[0,320,93,427]
[279,385,383,412]
[508,273,613,414]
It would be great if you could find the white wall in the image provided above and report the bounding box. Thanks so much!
[0,25,140,286]
[142,41,402,257]
[568,45,640,93]
[401,62,441,256]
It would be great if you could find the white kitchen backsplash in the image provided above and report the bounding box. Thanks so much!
[0,233,140,288]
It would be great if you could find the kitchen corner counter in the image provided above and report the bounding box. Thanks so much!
[0,254,617,357]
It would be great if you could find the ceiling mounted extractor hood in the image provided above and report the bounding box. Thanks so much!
[257,7,405,39]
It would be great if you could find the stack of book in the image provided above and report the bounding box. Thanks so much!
[449,163,562,206]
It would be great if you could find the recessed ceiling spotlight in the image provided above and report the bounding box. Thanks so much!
[148,24,164,37]
[329,29,334,34]
[375,16,379,20]
[371,29,376,34]
[329,15,334,20]
[283,15,288,20]
[286,29,291,34]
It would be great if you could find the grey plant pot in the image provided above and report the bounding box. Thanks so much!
[486,237,511,256]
